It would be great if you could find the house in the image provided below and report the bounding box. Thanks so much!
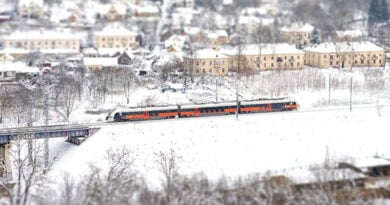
[93,24,138,50]
[184,48,230,76]
[131,4,160,18]
[303,42,385,69]
[335,30,366,41]
[118,51,133,65]
[223,43,304,72]
[280,22,314,48]
[105,4,127,21]
[0,62,39,82]
[83,57,118,70]
[175,0,195,9]
[18,0,44,19]
[164,35,190,52]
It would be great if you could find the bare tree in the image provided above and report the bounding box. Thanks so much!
[155,149,181,205]
[0,137,53,205]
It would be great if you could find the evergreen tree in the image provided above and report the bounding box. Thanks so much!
[310,27,320,45]
[368,0,389,31]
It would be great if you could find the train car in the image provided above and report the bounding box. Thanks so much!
[239,98,298,113]
[106,98,298,122]
[106,105,179,122]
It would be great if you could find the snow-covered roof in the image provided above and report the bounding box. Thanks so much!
[183,26,201,35]
[19,0,43,7]
[82,47,98,55]
[0,62,39,73]
[97,48,126,56]
[4,31,82,40]
[95,24,137,36]
[223,0,233,5]
[109,4,127,15]
[222,44,304,55]
[241,4,279,16]
[165,35,189,49]
[191,48,229,59]
[336,30,366,39]
[133,5,159,14]
[304,42,384,53]
[281,22,314,33]
[83,57,117,66]
[238,15,260,25]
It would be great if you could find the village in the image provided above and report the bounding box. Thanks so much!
[0,0,388,83]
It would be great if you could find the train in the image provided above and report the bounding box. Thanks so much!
[105,98,298,122]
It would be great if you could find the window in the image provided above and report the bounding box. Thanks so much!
[209,69,212,72]
[324,55,326,58]
[380,59,382,64]
[209,61,212,65]
[196,69,199,73]
[298,56,300,59]
[264,63,266,67]
[330,61,333,66]
[291,62,293,67]
[264,57,266,60]
[271,63,274,67]
[196,61,199,66]
[202,61,205,66]
[355,60,357,64]
[203,69,205,73]
[271,57,274,60]
[222,68,225,72]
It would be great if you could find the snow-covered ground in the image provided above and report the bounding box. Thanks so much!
[49,103,390,187]
[40,67,390,187]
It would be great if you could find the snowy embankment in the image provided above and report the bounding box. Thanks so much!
[49,105,390,186]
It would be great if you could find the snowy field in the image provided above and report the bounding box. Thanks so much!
[49,104,390,186]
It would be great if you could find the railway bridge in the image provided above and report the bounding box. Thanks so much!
[0,124,99,178]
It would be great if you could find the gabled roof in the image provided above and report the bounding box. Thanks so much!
[304,42,384,53]
[94,24,137,36]
[221,43,304,55]
[190,48,229,59]
[281,22,314,33]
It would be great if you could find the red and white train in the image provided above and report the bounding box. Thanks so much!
[106,98,298,122]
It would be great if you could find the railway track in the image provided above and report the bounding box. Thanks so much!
[1,103,389,131]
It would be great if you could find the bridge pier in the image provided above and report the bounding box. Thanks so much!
[0,143,12,180]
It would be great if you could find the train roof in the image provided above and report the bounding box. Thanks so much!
[114,105,179,113]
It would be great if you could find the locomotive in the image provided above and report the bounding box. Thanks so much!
[105,98,298,122]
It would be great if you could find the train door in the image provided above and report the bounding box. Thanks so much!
[266,104,272,112]
[143,111,149,120]
[194,108,200,117]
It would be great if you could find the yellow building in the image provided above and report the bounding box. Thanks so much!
[18,0,44,19]
[303,42,385,69]
[280,22,314,48]
[2,31,81,57]
[184,49,230,76]
[93,25,138,49]
[229,43,305,72]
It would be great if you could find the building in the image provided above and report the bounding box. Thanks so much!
[281,22,314,48]
[184,49,230,76]
[0,62,39,82]
[83,57,118,70]
[93,24,138,49]
[228,43,304,72]
[175,0,195,9]
[104,4,127,21]
[303,42,385,69]
[18,0,44,19]
[1,31,81,58]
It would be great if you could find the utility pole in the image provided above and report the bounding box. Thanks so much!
[350,77,353,112]
[236,72,239,120]
[44,79,50,167]
[215,78,218,102]
[328,74,331,105]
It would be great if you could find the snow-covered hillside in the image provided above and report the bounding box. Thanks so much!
[49,103,390,187]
